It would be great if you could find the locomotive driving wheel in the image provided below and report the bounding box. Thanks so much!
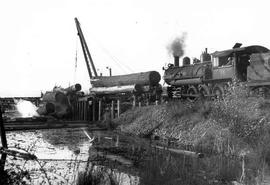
[223,82,230,93]
[199,85,210,99]
[187,86,198,102]
[212,84,224,99]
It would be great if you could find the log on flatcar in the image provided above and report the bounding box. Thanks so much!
[91,71,161,87]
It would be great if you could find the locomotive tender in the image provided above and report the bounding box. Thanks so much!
[163,43,270,100]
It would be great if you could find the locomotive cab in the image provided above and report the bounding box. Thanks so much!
[211,45,269,82]
[211,54,235,81]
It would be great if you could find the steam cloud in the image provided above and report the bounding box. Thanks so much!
[15,99,39,118]
[167,33,187,57]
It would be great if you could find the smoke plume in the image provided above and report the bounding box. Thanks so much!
[167,33,187,57]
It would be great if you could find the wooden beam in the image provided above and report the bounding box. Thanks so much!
[111,100,115,119]
[0,109,7,148]
[0,109,7,172]
[133,96,136,108]
[84,101,87,121]
[98,100,102,121]
[153,145,204,158]
[92,100,96,121]
[117,99,120,118]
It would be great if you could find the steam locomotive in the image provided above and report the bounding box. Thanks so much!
[37,84,83,118]
[163,43,270,100]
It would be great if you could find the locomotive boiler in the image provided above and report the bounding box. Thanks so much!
[37,84,83,118]
[163,44,270,100]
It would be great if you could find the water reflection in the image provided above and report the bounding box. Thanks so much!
[139,150,242,185]
[5,128,91,184]
[4,128,139,185]
[41,128,91,155]
[82,131,269,185]
[3,129,270,185]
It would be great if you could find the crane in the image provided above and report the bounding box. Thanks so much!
[74,17,98,79]
[74,17,161,101]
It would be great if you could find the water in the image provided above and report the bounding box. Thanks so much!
[4,128,90,184]
[2,128,270,185]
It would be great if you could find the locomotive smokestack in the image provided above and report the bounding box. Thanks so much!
[167,33,187,66]
[174,56,180,67]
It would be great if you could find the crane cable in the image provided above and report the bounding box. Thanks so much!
[87,32,134,74]
[97,43,135,74]
[75,30,134,75]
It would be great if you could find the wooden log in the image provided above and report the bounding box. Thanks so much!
[91,71,161,87]
[90,84,144,95]
[96,151,133,166]
[0,148,37,160]
[153,145,204,158]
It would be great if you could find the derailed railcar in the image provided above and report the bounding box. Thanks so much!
[163,44,270,100]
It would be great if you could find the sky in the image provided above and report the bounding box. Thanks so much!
[0,0,270,97]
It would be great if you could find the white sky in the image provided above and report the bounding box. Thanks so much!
[0,0,270,97]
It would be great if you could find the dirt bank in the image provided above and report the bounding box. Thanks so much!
[113,84,270,158]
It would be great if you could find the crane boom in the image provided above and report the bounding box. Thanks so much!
[74,17,98,79]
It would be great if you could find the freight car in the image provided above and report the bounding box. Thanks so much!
[163,43,270,100]
[90,71,162,102]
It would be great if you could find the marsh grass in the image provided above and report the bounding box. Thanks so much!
[0,168,31,185]
[139,147,245,185]
[115,82,270,183]
[76,165,117,185]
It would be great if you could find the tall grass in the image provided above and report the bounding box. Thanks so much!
[116,82,270,158]
[209,82,270,154]
[114,82,270,184]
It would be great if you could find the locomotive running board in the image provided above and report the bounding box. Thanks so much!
[247,81,270,87]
